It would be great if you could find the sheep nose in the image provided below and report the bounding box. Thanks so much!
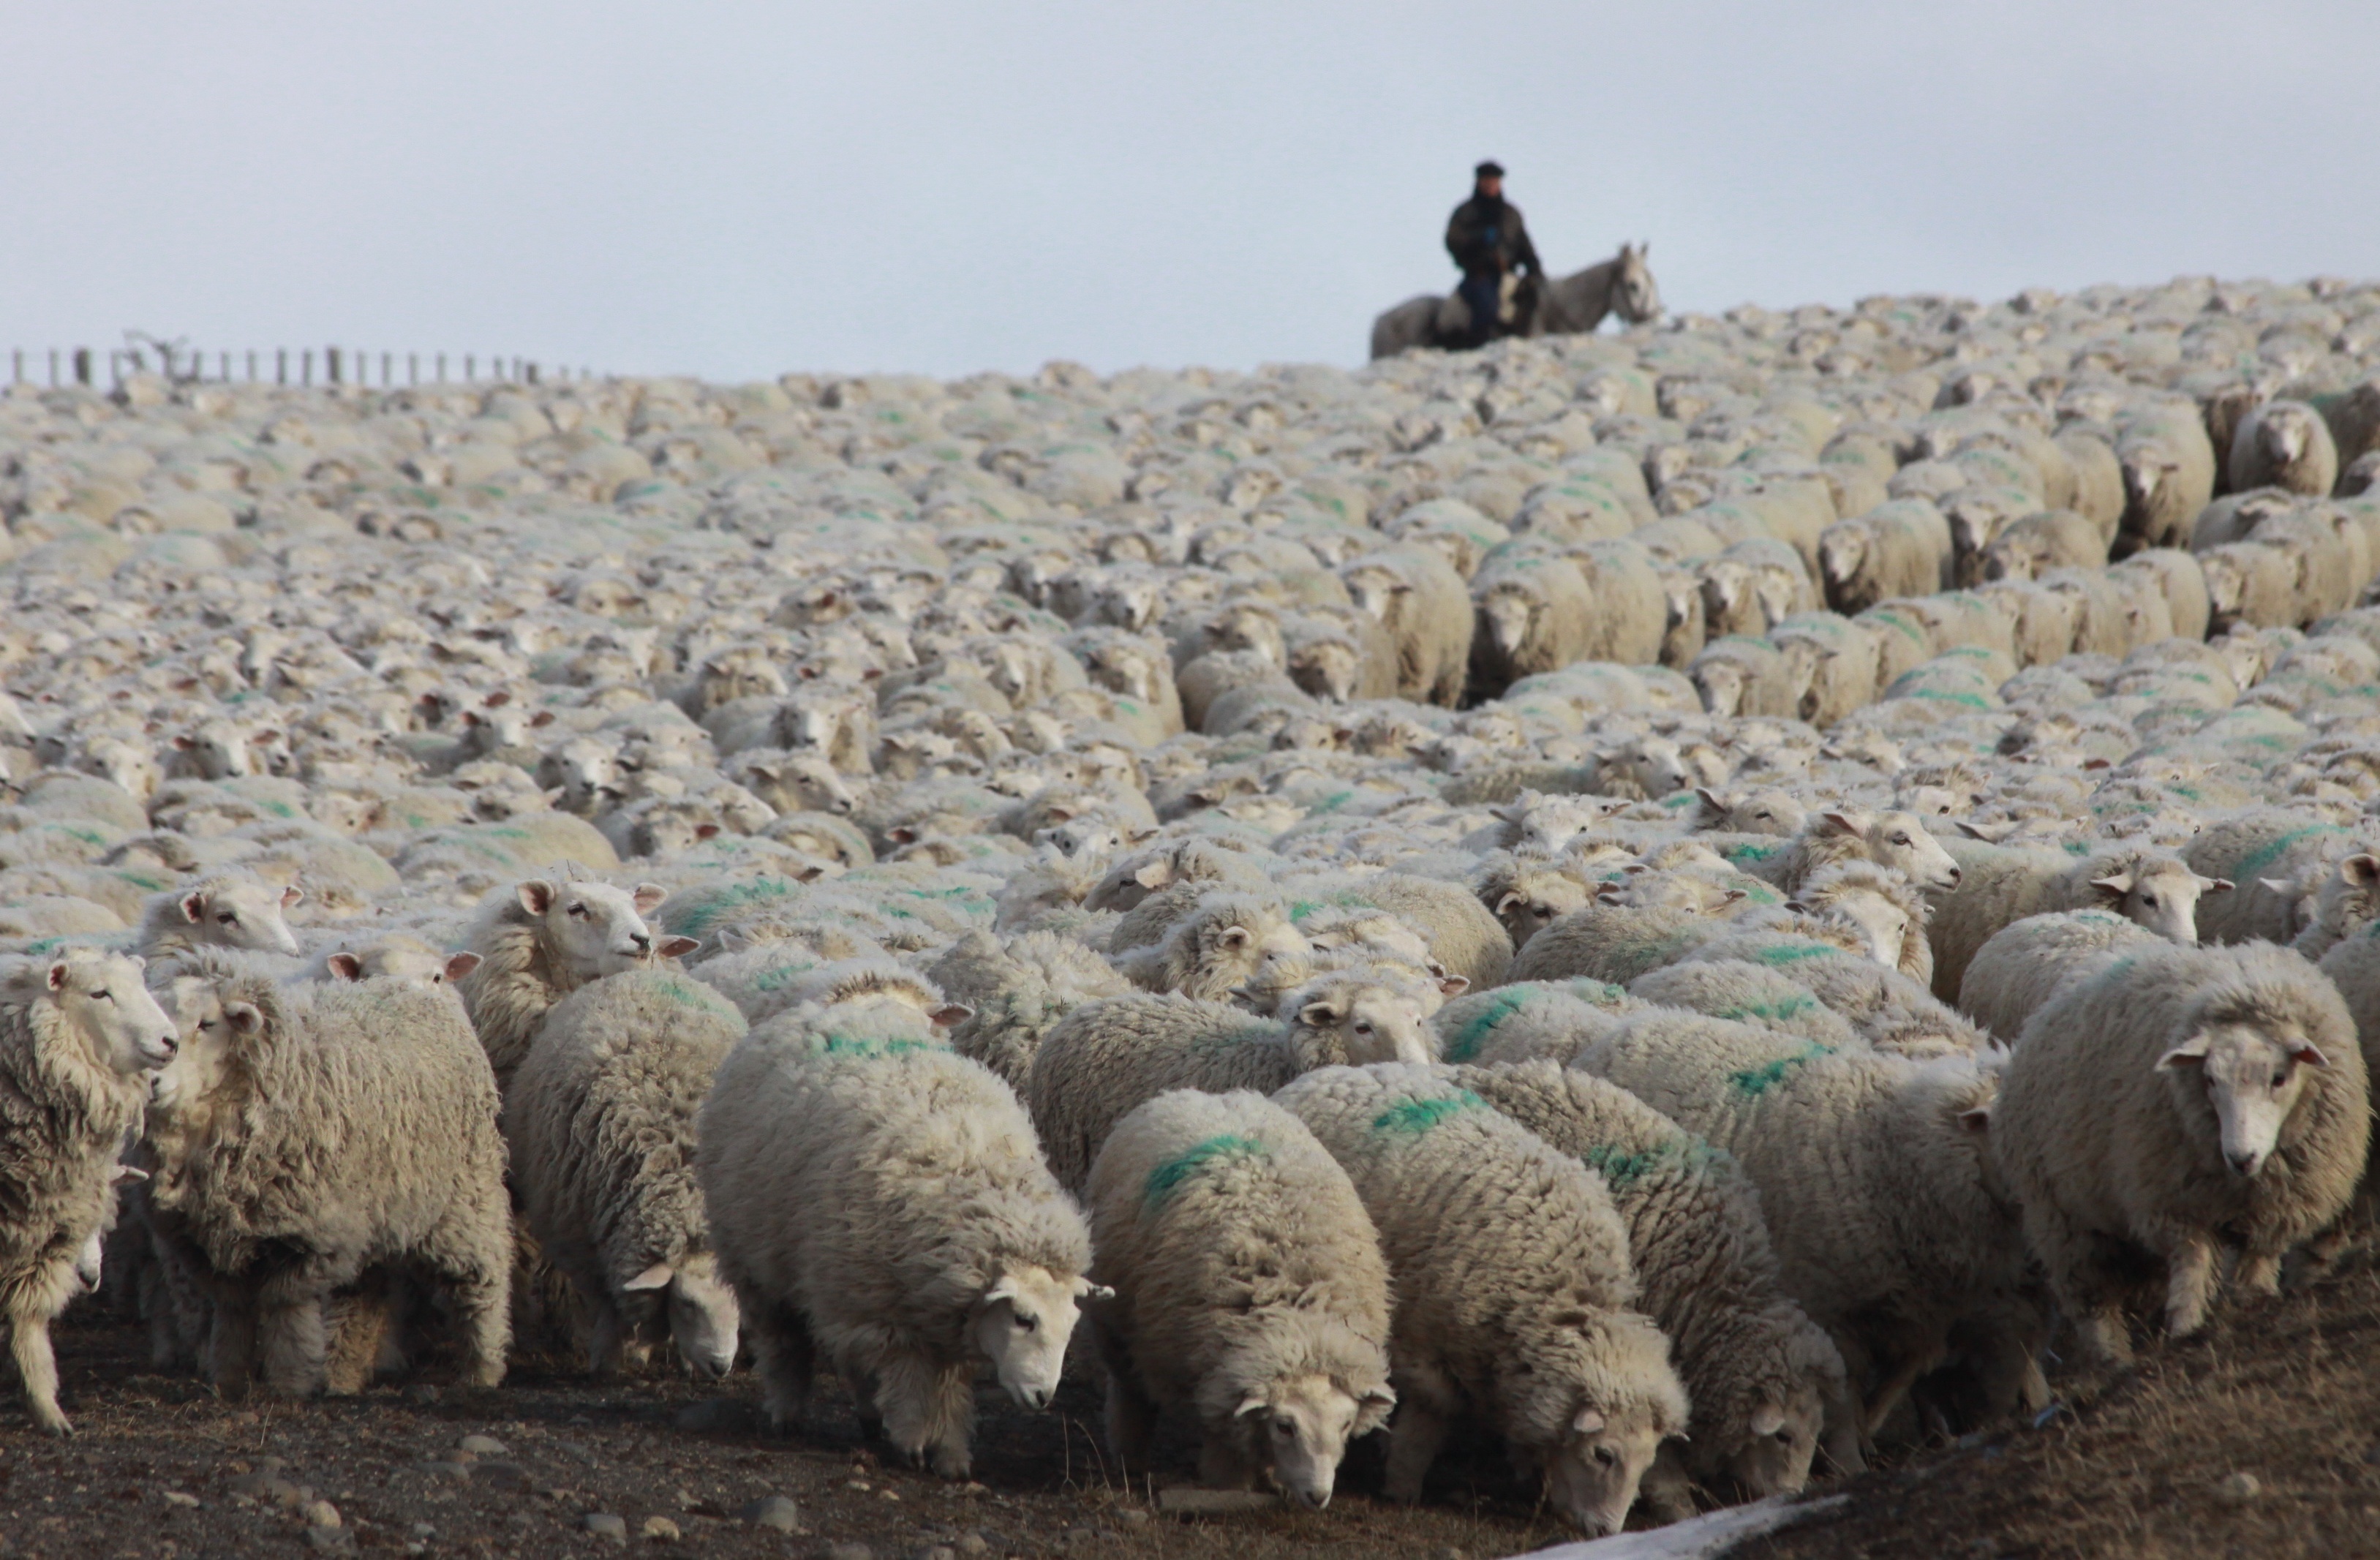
[630,932,652,952]
[1946,867,1963,886]
[156,1034,178,1058]
[2229,1150,2263,1177]
[1025,1387,1051,1410]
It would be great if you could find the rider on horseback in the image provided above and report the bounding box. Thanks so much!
[1445,162,1542,349]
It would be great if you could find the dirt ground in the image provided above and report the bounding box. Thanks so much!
[0,1308,1570,1560]
[1737,1256,2380,1560]
[12,1259,2380,1560]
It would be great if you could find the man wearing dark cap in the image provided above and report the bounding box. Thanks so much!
[1445,161,1541,350]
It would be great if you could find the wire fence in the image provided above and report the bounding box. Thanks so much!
[4,334,597,392]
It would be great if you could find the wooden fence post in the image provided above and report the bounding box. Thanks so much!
[74,347,91,386]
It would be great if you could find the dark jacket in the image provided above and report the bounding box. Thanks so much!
[1445,192,1541,279]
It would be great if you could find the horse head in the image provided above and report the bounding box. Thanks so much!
[1613,242,1663,324]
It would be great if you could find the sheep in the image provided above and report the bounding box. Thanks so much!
[1450,1061,1849,1506]
[1274,1063,1690,1537]
[1474,854,1597,951]
[1978,509,2106,581]
[696,1025,1101,1477]
[2290,852,2380,961]
[1927,843,2229,1002]
[2229,400,2341,498]
[1568,538,1671,666]
[1339,544,1475,707]
[1788,860,1932,984]
[1111,889,1314,1009]
[1672,929,1987,1055]
[455,873,696,1088]
[1690,636,1804,720]
[1699,538,1816,639]
[1998,943,2370,1362]
[1573,1011,2023,1449]
[1028,966,1439,1192]
[2117,408,2218,554]
[1470,547,1594,696]
[1507,902,1742,988]
[1278,870,1515,991]
[1750,807,1962,897]
[1957,909,2166,1041]
[2185,810,2363,946]
[1693,787,1810,838]
[1085,1089,1396,1507]
[1433,980,1634,1066]
[925,929,1133,1090]
[505,969,748,1379]
[307,930,482,987]
[1627,960,1863,1052]
[139,962,513,1398]
[0,952,177,1433]
[135,874,304,968]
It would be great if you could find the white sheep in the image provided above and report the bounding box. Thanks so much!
[1998,943,2370,1361]
[455,872,696,1087]
[0,952,176,1432]
[135,874,304,969]
[505,968,748,1379]
[697,1020,1102,1477]
[1086,1089,1396,1507]
[1955,910,2166,1041]
[1275,1063,1690,1537]
[1929,843,2226,1001]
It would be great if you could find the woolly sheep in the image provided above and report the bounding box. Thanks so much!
[2290,852,2380,961]
[2229,400,2341,498]
[1278,870,1514,992]
[926,928,1133,1090]
[1339,544,1475,707]
[1690,636,1804,720]
[2000,943,2370,1361]
[1818,499,1953,614]
[1751,808,1962,897]
[1451,1060,1848,1506]
[1112,888,1314,1010]
[697,1027,1101,1477]
[308,930,483,987]
[1574,1011,2022,1448]
[1471,549,1594,697]
[2117,407,2218,554]
[1627,960,1862,1051]
[1928,843,2227,1002]
[1957,909,2165,1041]
[2185,810,2362,946]
[1507,903,1739,988]
[135,874,304,968]
[1693,787,1810,837]
[1475,855,1597,950]
[1978,509,2106,582]
[506,969,748,1379]
[1275,1063,1690,1537]
[140,964,512,1398]
[1086,1090,1396,1507]
[1432,980,1633,1067]
[1673,929,1986,1055]
[1788,860,1932,983]
[456,873,696,1087]
[1028,966,1438,1192]
[0,952,176,1432]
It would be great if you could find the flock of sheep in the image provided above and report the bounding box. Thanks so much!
[4,271,2380,1542]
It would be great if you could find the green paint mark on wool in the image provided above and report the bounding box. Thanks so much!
[22,938,60,955]
[1908,690,1991,709]
[63,827,107,848]
[2065,840,2092,856]
[1721,842,1780,863]
[1752,941,1839,967]
[749,960,818,992]
[1581,1143,1665,1188]
[2233,826,2349,884]
[1444,990,1534,1063]
[1371,1091,1483,1135]
[1714,994,1816,1023]
[818,1033,936,1058]
[1662,791,1698,809]
[1142,1134,1267,1207]
[1729,1041,1834,1098]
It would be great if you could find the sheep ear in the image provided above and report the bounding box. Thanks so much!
[1958,1105,1991,1135]
[2087,872,2134,900]
[171,734,195,750]
[1784,900,1808,913]
[325,953,364,981]
[1300,1000,1344,1028]
[443,952,482,982]
[1437,975,1469,996]
[1495,892,1524,916]
[1720,889,1746,904]
[2158,1034,2211,1070]
[1218,925,1253,951]
[631,883,667,915]
[889,826,919,845]
[1236,1394,1270,1419]
[223,1002,265,1036]
[1818,811,1864,837]
[1750,1403,1788,1437]
[982,1276,1021,1307]
[1694,787,1724,813]
[280,885,305,909]
[2344,855,2380,887]
[178,890,208,924]
[930,1003,973,1028]
[2202,877,2234,895]
[45,960,69,992]
[622,1262,673,1292]
[1076,1278,1116,1303]
[2259,877,2295,897]
[1571,1407,1606,1436]
[693,823,722,841]
[656,936,700,960]
[518,881,557,916]
[2291,1041,2332,1069]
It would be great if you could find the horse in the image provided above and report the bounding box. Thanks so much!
[1367,241,1662,359]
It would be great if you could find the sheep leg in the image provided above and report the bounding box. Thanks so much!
[8,1306,69,1436]
[748,1300,815,1434]
[584,1292,628,1377]
[323,1291,387,1397]
[875,1352,977,1480]
[1861,1350,1937,1441]
[425,1209,512,1390]
[1637,1447,1698,1524]
[1382,1401,1450,1505]
[2026,1207,2132,1365]
[1098,1332,1158,1477]
[2163,1235,2218,1338]
[208,1280,260,1399]
[2234,1244,2286,1300]
[1197,1423,1253,1491]
[257,1288,328,1398]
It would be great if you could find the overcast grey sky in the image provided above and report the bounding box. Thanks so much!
[2,2,2371,381]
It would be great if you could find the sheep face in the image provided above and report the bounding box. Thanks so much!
[1537,1372,1671,1540]
[1287,978,1432,1066]
[1796,886,1909,969]
[2159,1022,2330,1179]
[1818,529,1867,590]
[151,976,234,1112]
[177,880,304,957]
[1238,1371,1389,1511]
[1480,587,1538,661]
[1340,565,1406,625]
[174,721,254,779]
[2301,854,2380,944]
[1288,637,1363,702]
[1692,660,1747,717]
[1725,1383,1823,1502]
[323,938,482,987]
[2090,862,2229,944]
[1192,915,1312,1010]
[1035,818,1124,861]
[623,1252,740,1382]
[741,754,856,816]
[1496,790,1607,853]
[1622,739,1690,799]
[48,953,178,1074]
[971,1266,1104,1412]
[519,878,665,979]
[1494,873,1593,949]
[1862,812,1962,892]
[72,1226,106,1296]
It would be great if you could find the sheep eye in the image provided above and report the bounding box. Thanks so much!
[568,904,589,918]
[1013,1313,1038,1333]
[198,1020,216,1031]
[89,990,114,1002]
[1273,1417,1296,1437]
[1592,1445,1619,1468]
[2142,896,2157,908]
[2272,1071,2288,1088]
[1890,834,1910,845]
[217,913,238,925]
